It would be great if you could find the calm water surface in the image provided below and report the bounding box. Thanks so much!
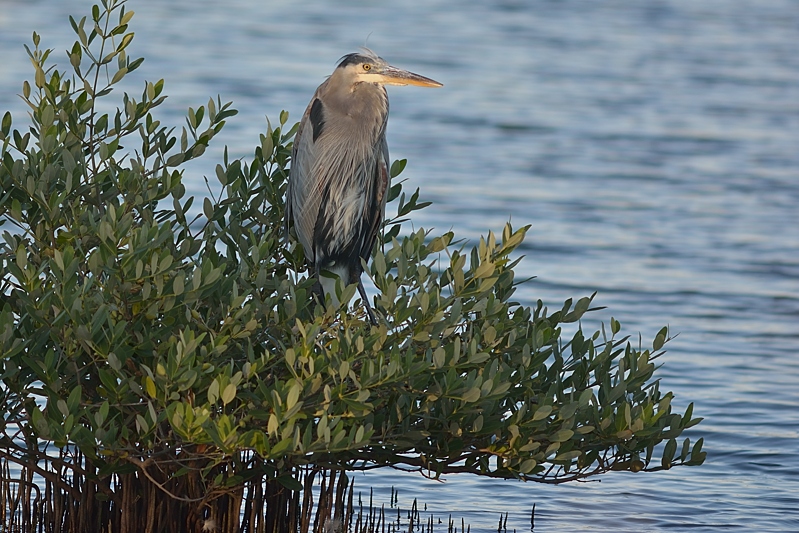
[1,0,797,531]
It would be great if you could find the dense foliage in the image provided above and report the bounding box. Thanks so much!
[0,1,704,528]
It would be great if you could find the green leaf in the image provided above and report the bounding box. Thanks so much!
[519,458,537,473]
[662,438,677,469]
[267,414,279,436]
[286,383,301,411]
[473,260,494,279]
[276,473,303,491]
[208,379,220,404]
[653,326,668,351]
[144,376,156,399]
[461,387,481,402]
[67,386,82,414]
[390,158,407,178]
[166,153,185,167]
[1,111,11,136]
[107,352,121,372]
[221,383,236,406]
[117,32,134,52]
[533,405,552,421]
[563,295,592,322]
[111,67,128,84]
[433,347,446,368]
[552,429,574,442]
[690,438,706,465]
[31,406,49,437]
[554,450,581,462]
[120,9,135,26]
[173,274,184,296]
[558,402,579,420]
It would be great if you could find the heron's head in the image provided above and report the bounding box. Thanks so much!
[335,49,443,88]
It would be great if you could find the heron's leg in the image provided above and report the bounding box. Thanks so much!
[357,279,378,326]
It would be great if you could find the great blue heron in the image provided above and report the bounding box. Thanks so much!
[285,49,442,324]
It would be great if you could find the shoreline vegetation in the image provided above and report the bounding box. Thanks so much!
[0,1,704,531]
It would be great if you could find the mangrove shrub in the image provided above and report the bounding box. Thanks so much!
[0,1,705,531]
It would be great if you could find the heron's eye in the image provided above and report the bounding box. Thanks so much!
[362,64,371,71]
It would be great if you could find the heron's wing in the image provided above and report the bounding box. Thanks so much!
[360,134,390,260]
[286,85,328,265]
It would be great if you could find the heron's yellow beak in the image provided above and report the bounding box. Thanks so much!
[377,66,443,87]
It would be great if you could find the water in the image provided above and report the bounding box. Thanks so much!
[2,0,798,530]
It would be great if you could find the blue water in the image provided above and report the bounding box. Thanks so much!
[2,0,797,530]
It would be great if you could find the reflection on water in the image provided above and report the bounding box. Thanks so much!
[2,0,798,530]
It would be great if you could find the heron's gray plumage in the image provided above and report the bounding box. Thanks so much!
[285,50,441,323]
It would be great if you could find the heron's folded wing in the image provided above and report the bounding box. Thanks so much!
[286,92,326,264]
